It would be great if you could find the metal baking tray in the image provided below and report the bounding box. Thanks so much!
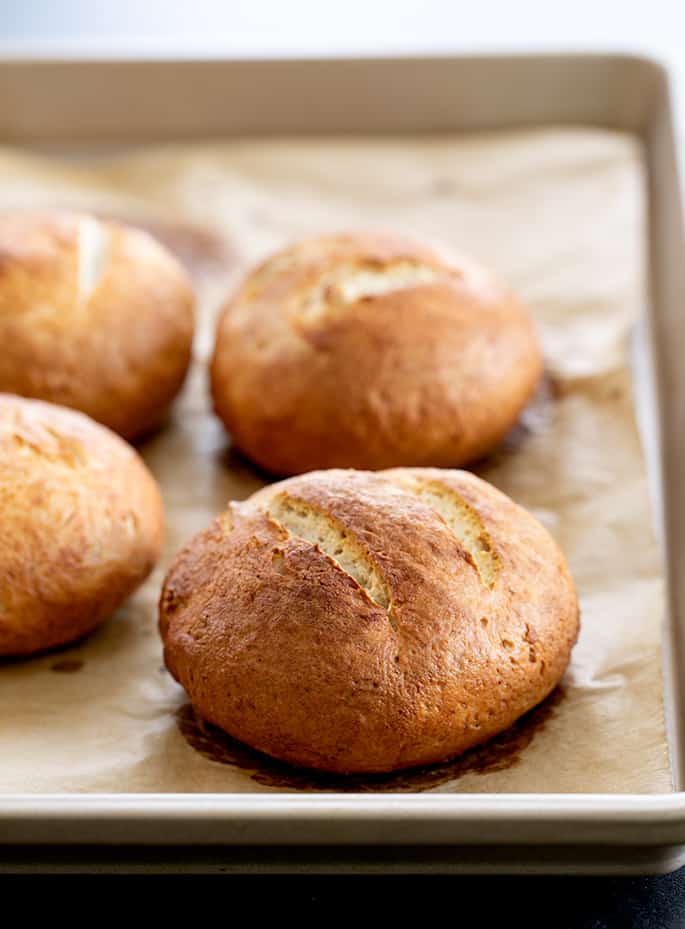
[0,51,684,875]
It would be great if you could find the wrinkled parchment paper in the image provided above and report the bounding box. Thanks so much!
[0,129,672,793]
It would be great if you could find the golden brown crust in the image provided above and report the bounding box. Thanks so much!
[0,394,165,656]
[210,232,542,474]
[160,467,579,773]
[0,210,195,440]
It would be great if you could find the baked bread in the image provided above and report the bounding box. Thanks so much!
[160,467,578,774]
[0,394,164,656]
[210,232,542,474]
[0,210,195,440]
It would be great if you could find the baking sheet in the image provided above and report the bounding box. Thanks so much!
[0,129,672,793]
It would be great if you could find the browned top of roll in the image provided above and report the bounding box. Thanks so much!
[211,232,543,475]
[0,210,195,439]
[0,394,164,656]
[160,467,579,773]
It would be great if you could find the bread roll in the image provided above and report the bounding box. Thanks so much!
[160,468,578,774]
[0,210,194,440]
[211,232,542,474]
[0,394,164,656]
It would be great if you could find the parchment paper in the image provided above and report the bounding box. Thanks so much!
[0,129,672,793]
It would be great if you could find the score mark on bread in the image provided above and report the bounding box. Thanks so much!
[294,260,455,323]
[77,216,111,304]
[391,474,500,588]
[266,492,394,619]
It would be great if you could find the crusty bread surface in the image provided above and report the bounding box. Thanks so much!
[0,210,195,440]
[160,467,579,773]
[211,232,543,474]
[0,394,164,656]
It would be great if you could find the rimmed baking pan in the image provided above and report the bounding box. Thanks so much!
[0,51,684,874]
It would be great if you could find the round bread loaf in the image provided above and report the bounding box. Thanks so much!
[0,394,164,656]
[0,210,195,440]
[210,232,542,475]
[160,468,578,774]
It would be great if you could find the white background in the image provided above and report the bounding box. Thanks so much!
[2,1,684,59]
